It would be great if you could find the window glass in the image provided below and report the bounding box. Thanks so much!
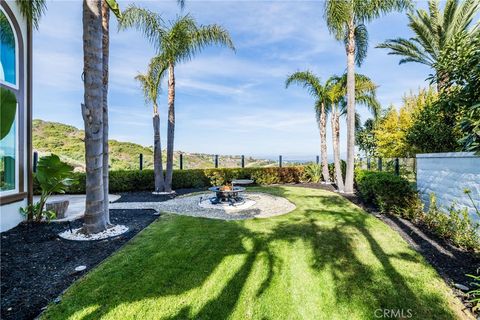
[0,119,16,192]
[0,10,16,85]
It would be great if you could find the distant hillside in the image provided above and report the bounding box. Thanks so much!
[33,120,275,171]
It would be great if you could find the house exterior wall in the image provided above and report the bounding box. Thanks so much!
[416,152,480,222]
[0,1,30,232]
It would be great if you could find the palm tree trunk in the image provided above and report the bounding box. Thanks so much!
[81,0,107,234]
[319,102,330,183]
[165,62,175,192]
[344,18,356,194]
[153,103,165,192]
[332,106,344,192]
[101,0,110,224]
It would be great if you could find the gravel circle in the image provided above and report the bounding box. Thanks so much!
[110,192,296,220]
[59,225,129,241]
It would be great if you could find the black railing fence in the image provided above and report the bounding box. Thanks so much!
[31,151,415,182]
[356,157,416,182]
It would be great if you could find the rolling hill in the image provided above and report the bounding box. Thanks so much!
[33,120,275,171]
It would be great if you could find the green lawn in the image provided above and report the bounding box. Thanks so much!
[43,187,467,320]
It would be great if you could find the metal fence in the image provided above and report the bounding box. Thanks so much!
[355,157,417,182]
[32,151,416,181]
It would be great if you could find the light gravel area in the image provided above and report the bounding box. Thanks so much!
[110,192,296,220]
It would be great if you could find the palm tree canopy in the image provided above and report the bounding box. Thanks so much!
[285,71,326,100]
[15,0,47,29]
[120,7,235,65]
[335,73,381,118]
[377,0,480,67]
[324,0,411,65]
[135,57,168,107]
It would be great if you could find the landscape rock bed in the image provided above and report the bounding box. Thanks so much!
[0,208,158,320]
[110,192,297,220]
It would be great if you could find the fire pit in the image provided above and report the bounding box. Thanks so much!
[208,185,246,205]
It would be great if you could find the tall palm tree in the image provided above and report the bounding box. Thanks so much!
[324,0,410,193]
[135,58,168,193]
[100,0,122,224]
[377,0,480,90]
[285,71,331,184]
[81,0,107,234]
[120,8,235,192]
[326,73,380,192]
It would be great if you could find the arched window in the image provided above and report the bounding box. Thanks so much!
[0,9,17,86]
[0,8,19,194]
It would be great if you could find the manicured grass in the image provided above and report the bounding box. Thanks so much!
[43,187,467,319]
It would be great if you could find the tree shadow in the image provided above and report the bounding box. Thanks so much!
[45,189,460,320]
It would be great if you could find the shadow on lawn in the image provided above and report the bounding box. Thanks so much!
[47,190,458,320]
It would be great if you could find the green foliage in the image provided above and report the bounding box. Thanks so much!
[355,171,480,251]
[0,87,17,140]
[434,31,480,153]
[459,103,480,154]
[467,271,480,313]
[304,164,322,183]
[377,0,479,74]
[356,119,377,157]
[15,0,47,29]
[406,98,462,153]
[22,154,76,222]
[34,167,307,194]
[355,170,416,214]
[421,194,480,251]
[328,160,346,182]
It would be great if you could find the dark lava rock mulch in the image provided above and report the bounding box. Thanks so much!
[0,208,157,320]
[114,188,205,203]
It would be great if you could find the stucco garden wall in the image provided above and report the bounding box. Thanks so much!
[416,152,480,222]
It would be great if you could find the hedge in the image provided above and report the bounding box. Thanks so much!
[355,169,416,214]
[34,166,307,194]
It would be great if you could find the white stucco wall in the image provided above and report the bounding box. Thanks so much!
[416,152,480,222]
[0,199,27,232]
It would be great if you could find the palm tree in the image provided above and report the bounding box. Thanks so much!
[285,71,331,184]
[377,0,480,90]
[81,0,107,234]
[15,0,47,30]
[135,58,168,193]
[120,8,235,192]
[326,74,380,192]
[324,0,410,193]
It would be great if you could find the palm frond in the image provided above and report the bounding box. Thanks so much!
[353,24,368,66]
[15,0,47,29]
[285,71,324,99]
[119,5,166,52]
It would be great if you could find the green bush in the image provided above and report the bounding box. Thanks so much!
[355,170,416,214]
[34,166,307,194]
[421,194,479,251]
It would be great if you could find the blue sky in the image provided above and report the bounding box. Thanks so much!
[33,0,433,160]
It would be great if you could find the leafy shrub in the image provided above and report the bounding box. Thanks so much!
[22,154,76,221]
[355,170,416,214]
[34,166,307,194]
[304,164,322,183]
[328,160,346,182]
[467,270,480,313]
[421,194,480,251]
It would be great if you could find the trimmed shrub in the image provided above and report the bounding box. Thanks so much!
[355,169,416,214]
[34,166,307,194]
